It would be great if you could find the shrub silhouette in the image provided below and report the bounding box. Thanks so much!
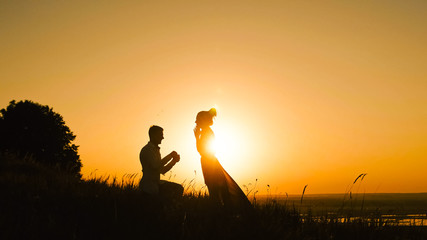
[0,100,82,178]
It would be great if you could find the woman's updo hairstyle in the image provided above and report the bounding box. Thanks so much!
[195,108,217,127]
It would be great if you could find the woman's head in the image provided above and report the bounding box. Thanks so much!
[195,108,217,128]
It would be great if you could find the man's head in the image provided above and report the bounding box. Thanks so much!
[149,125,164,145]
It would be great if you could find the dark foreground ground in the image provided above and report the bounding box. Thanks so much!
[1,157,426,240]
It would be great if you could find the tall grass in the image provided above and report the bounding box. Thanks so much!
[1,156,426,240]
[301,184,308,204]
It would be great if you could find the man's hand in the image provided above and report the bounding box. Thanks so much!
[170,151,178,158]
[173,154,180,163]
[170,151,180,163]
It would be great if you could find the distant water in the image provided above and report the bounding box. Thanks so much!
[253,193,427,226]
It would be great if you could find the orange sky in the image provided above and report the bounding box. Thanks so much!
[1,1,426,194]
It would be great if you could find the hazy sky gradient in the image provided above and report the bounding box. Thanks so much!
[1,1,426,194]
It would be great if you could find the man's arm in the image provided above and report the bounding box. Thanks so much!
[143,147,179,174]
[160,153,180,175]
[160,152,174,166]
[160,159,177,175]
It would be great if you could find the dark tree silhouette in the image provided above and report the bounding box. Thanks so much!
[0,100,82,177]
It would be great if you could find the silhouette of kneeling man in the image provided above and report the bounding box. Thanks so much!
[139,125,183,201]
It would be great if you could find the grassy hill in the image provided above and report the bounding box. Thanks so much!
[1,154,426,240]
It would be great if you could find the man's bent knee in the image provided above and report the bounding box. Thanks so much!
[159,181,183,199]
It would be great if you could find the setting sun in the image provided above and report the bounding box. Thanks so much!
[210,118,251,177]
[2,1,427,237]
[1,1,426,195]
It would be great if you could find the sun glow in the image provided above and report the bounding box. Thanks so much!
[209,121,248,176]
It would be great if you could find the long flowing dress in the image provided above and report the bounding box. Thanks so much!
[196,127,251,210]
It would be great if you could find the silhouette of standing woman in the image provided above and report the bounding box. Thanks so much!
[194,108,251,210]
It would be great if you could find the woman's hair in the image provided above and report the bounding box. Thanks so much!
[195,108,217,126]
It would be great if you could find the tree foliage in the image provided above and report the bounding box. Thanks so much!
[0,100,82,177]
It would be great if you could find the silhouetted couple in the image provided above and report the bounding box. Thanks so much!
[139,109,251,210]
